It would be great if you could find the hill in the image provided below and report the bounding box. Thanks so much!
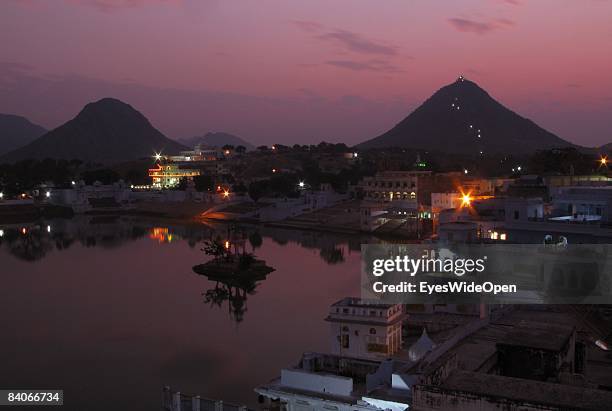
[0,98,187,163]
[358,77,576,155]
[180,132,254,150]
[0,114,47,156]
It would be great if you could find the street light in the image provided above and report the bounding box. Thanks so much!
[154,152,162,161]
[461,192,472,207]
[298,181,305,189]
[600,156,608,167]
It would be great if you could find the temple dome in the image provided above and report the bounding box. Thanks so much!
[408,328,435,362]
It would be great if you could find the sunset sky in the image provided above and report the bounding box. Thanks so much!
[1,0,611,146]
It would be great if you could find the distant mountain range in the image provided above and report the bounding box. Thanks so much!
[0,98,187,163]
[600,143,612,154]
[180,132,254,150]
[0,114,47,156]
[358,77,577,155]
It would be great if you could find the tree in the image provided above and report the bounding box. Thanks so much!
[248,180,267,202]
[222,144,235,151]
[235,145,247,154]
[257,145,269,152]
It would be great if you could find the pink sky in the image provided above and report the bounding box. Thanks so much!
[1,0,611,146]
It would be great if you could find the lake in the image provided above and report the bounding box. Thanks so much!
[0,216,367,410]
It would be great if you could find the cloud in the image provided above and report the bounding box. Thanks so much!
[499,0,521,5]
[326,59,404,73]
[318,30,398,56]
[448,17,515,35]
[292,20,324,33]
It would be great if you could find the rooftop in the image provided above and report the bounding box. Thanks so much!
[331,297,396,310]
[440,370,612,410]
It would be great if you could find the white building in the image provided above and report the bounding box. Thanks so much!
[256,298,410,411]
[550,186,612,223]
[327,298,404,360]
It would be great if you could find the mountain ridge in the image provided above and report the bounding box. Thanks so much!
[0,114,47,156]
[357,77,578,155]
[0,98,187,163]
[180,131,254,150]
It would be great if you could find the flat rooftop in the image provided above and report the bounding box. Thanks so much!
[331,297,396,309]
[440,370,612,410]
[498,321,574,352]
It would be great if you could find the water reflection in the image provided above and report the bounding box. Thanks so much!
[194,232,275,324]
[0,216,368,265]
[0,216,364,410]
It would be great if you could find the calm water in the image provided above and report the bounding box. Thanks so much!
[0,216,366,410]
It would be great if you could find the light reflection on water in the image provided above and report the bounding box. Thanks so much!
[0,216,364,410]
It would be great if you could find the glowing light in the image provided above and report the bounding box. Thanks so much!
[225,150,230,155]
[272,168,277,173]
[596,339,609,351]
[271,145,276,150]
[224,240,230,250]
[600,156,608,166]
[298,181,305,188]
[464,169,469,174]
[223,190,230,198]
[154,152,162,161]
[517,166,522,171]
[149,227,173,243]
[71,181,76,185]
[47,225,51,233]
[45,191,51,198]
[460,192,472,207]
[21,227,27,235]
[21,193,26,199]
[353,152,358,158]
[0,192,3,199]
[217,185,222,191]
[500,233,507,241]
[0,229,3,237]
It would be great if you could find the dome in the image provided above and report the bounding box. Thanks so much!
[408,328,435,362]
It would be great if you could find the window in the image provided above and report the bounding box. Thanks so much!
[370,328,377,335]
[514,210,519,220]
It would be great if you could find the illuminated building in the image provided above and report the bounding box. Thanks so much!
[148,144,233,188]
[358,171,430,203]
[148,163,200,188]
